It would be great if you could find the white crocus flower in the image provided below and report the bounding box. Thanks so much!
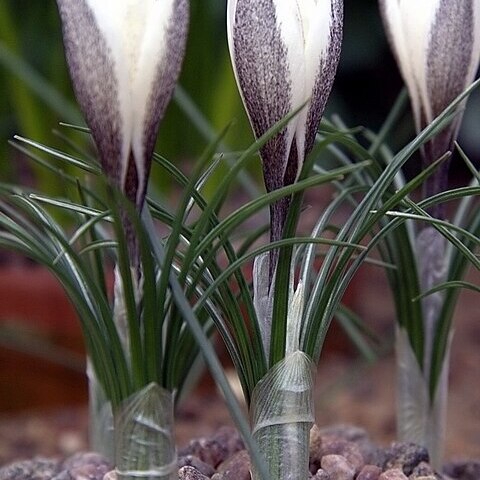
[56,0,189,210]
[380,0,480,171]
[381,1,480,467]
[227,0,343,243]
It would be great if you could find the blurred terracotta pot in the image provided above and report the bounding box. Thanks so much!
[0,265,87,411]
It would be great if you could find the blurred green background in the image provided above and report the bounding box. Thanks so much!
[1,0,478,193]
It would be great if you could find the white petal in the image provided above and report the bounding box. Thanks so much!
[86,0,180,203]
[130,0,177,201]
[228,0,341,202]
[84,0,134,188]
[380,0,439,127]
[295,0,337,158]
[226,0,238,77]
[273,0,306,167]
[382,0,480,154]
[274,0,306,110]
[302,0,334,102]
[60,0,187,207]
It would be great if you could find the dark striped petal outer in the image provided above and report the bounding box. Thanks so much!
[56,0,189,210]
[380,0,480,169]
[227,0,343,242]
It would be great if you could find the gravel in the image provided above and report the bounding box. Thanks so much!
[0,424,477,480]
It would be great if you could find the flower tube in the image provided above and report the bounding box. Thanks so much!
[227,0,343,245]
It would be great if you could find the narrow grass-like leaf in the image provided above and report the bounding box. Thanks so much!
[413,281,480,299]
[142,209,272,480]
[13,135,100,173]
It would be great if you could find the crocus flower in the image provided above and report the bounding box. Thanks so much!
[379,0,480,196]
[227,0,343,244]
[56,0,189,210]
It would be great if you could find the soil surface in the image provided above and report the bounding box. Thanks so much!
[0,424,479,479]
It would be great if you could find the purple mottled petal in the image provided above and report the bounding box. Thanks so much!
[270,138,299,247]
[423,0,474,167]
[56,0,123,190]
[427,0,474,118]
[304,0,343,156]
[232,0,291,195]
[420,0,475,201]
[137,0,189,207]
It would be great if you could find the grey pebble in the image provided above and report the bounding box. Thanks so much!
[321,454,355,480]
[102,472,116,480]
[383,443,429,476]
[379,468,409,480]
[321,437,365,474]
[0,458,61,480]
[178,455,215,477]
[178,466,210,480]
[178,427,244,469]
[53,452,112,480]
[443,460,480,480]
[357,464,382,480]
[317,424,384,467]
[214,450,251,480]
[411,462,436,477]
[313,468,330,479]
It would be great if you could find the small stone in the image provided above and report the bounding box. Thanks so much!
[313,468,330,479]
[61,452,112,471]
[179,438,228,468]
[178,456,215,477]
[321,454,355,480]
[310,425,324,473]
[319,425,382,467]
[379,468,409,480]
[443,460,480,480]
[178,466,210,480]
[0,458,60,480]
[321,438,365,474]
[215,450,251,480]
[211,426,245,455]
[179,426,245,470]
[59,432,85,456]
[357,464,382,480]
[310,425,323,451]
[54,452,112,480]
[412,462,435,478]
[383,443,429,475]
[409,462,443,480]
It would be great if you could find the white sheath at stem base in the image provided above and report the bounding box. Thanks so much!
[395,225,450,469]
[250,351,315,480]
[114,383,177,480]
[395,327,451,470]
[87,360,114,460]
